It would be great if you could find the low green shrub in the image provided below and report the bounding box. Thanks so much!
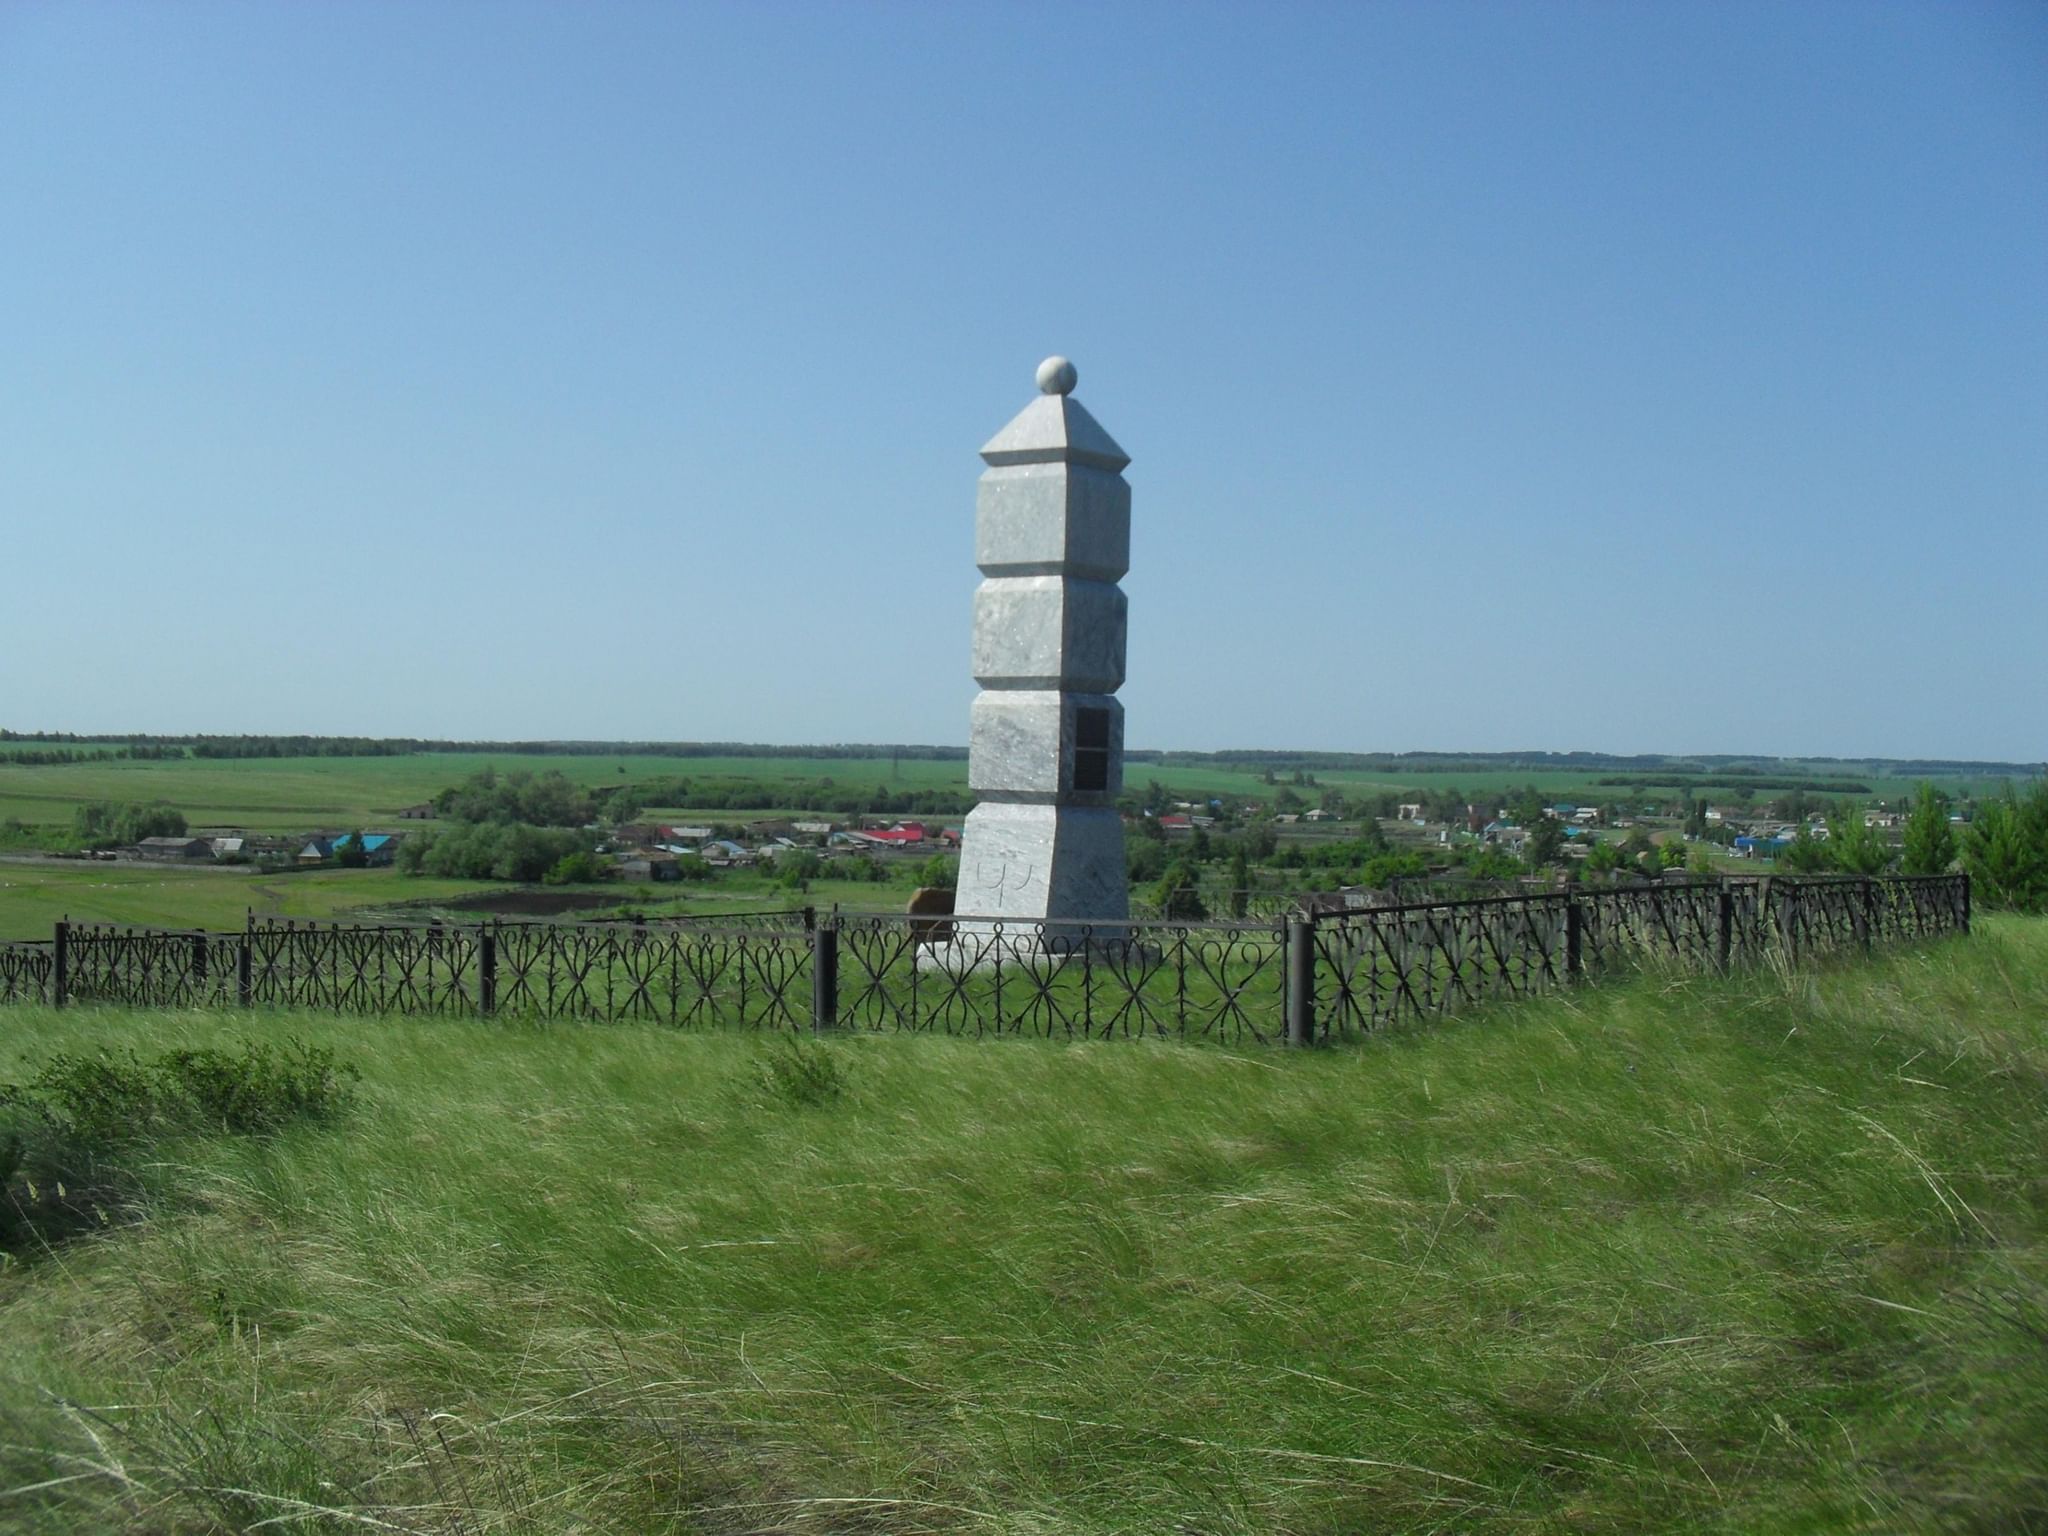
[0,1039,358,1257]
[752,1033,848,1108]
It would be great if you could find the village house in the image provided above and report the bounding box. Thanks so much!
[847,821,956,850]
[618,853,681,882]
[136,836,214,861]
[338,833,400,866]
[296,833,401,866]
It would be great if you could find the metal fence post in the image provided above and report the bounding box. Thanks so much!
[1716,885,1733,972]
[479,926,497,1016]
[1564,898,1583,983]
[52,919,68,1009]
[192,931,208,989]
[812,917,839,1032]
[237,930,253,1007]
[1285,916,1314,1046]
[1961,875,1971,936]
[1856,877,1874,950]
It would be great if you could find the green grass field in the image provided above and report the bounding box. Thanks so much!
[0,864,505,936]
[2,751,2032,839]
[1,919,2041,1533]
[0,862,919,939]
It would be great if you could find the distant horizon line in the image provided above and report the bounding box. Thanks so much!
[1,730,2040,776]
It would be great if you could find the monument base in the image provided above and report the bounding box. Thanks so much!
[951,801,1128,922]
[912,919,1160,975]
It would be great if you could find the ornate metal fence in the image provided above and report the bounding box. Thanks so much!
[1310,891,1572,1037]
[834,915,1286,1041]
[0,940,52,1006]
[0,874,1971,1043]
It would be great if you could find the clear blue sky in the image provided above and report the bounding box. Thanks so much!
[3,1,2042,761]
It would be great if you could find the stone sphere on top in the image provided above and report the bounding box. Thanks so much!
[1035,356,1078,396]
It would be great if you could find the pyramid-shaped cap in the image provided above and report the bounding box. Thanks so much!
[980,394,1131,473]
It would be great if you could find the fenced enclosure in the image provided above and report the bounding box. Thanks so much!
[0,874,1970,1045]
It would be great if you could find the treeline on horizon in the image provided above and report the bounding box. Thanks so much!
[1167,749,2041,779]
[0,731,2039,780]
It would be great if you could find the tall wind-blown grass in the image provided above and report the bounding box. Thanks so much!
[0,918,2043,1533]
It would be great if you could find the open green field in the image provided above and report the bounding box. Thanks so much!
[1,919,2042,1533]
[0,862,915,940]
[0,754,981,835]
[3,751,2035,839]
[0,864,495,935]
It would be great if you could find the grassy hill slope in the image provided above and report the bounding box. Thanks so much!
[2,921,2044,1533]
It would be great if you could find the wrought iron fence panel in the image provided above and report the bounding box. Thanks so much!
[831,915,1282,1042]
[489,921,812,1027]
[1578,885,1719,974]
[1313,894,1569,1037]
[1764,879,1855,959]
[244,921,480,1015]
[496,922,600,1020]
[1868,874,1966,944]
[733,929,814,1030]
[0,942,53,1005]
[665,929,749,1029]
[63,925,238,1010]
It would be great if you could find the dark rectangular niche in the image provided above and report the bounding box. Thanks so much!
[1072,707,1111,793]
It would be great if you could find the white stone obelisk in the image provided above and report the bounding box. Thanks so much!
[952,356,1130,933]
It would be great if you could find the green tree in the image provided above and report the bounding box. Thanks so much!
[1827,801,1894,877]
[774,849,826,889]
[1225,847,1251,919]
[1776,825,1834,873]
[543,851,608,885]
[1524,814,1566,869]
[1899,782,1958,876]
[914,852,957,890]
[1126,839,1169,884]
[333,830,370,869]
[70,801,187,850]
[1961,784,2048,912]
[1153,860,1208,920]
[1582,839,1626,878]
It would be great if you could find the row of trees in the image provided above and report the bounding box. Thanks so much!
[432,768,598,828]
[608,776,975,819]
[395,823,593,883]
[69,802,187,849]
[1761,781,2048,913]
[407,769,601,880]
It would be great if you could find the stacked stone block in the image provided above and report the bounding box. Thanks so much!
[953,357,1131,926]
